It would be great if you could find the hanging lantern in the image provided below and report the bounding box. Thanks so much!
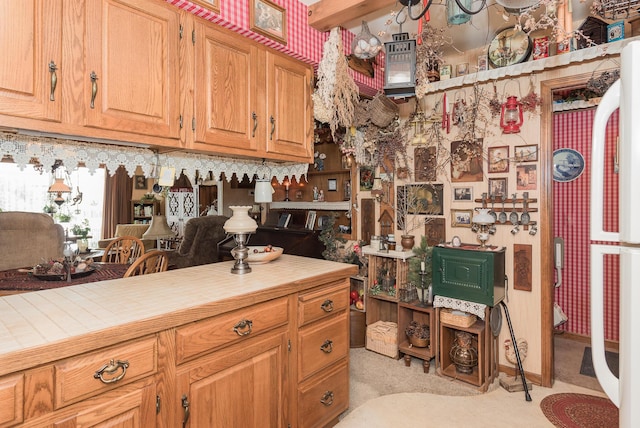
[383,32,417,98]
[500,96,524,133]
[447,0,472,25]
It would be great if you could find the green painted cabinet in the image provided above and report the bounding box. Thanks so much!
[432,246,506,306]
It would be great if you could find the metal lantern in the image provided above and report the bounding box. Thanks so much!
[500,96,524,134]
[383,32,416,98]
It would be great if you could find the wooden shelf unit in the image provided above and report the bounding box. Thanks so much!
[131,200,159,224]
[397,302,436,373]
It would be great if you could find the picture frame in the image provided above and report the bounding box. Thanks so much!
[424,218,446,247]
[399,183,444,215]
[456,62,469,77]
[189,0,220,13]
[134,175,147,190]
[249,0,287,45]
[453,186,473,202]
[488,177,508,198]
[516,165,537,190]
[359,166,374,190]
[439,64,452,80]
[305,210,317,230]
[488,27,532,68]
[607,21,625,43]
[450,139,483,182]
[477,55,488,72]
[533,36,549,60]
[514,144,538,162]
[451,209,473,228]
[488,146,510,173]
[327,178,337,191]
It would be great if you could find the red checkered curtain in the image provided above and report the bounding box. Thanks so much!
[553,108,619,341]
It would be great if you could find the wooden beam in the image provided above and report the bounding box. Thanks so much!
[307,0,396,32]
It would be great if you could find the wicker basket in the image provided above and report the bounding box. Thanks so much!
[440,308,477,328]
[366,321,398,358]
[369,93,398,128]
[353,99,370,127]
[409,335,429,348]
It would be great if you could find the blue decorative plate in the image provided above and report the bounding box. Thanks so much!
[553,148,585,182]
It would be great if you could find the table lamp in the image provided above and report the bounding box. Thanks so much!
[223,206,258,274]
[142,215,175,249]
[472,208,495,248]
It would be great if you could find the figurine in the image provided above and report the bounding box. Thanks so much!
[318,190,325,202]
[313,186,319,201]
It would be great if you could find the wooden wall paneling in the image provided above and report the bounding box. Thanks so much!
[361,198,375,244]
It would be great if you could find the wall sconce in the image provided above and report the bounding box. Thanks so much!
[383,31,416,98]
[223,206,258,274]
[500,96,524,134]
[472,208,495,248]
[371,177,384,202]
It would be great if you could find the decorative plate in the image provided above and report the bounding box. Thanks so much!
[553,148,585,182]
[488,27,532,68]
[246,246,283,264]
[33,267,96,281]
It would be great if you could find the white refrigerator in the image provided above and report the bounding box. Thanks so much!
[591,40,640,427]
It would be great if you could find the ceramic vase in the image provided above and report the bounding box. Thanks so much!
[400,235,415,251]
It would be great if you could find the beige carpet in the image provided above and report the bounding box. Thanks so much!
[337,345,608,427]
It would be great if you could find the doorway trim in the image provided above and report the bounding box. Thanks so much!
[539,72,604,387]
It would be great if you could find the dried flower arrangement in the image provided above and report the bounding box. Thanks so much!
[312,28,359,140]
[415,24,450,99]
[405,320,430,340]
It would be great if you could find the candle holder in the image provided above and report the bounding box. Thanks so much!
[417,270,432,306]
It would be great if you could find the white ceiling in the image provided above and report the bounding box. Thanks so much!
[299,0,594,52]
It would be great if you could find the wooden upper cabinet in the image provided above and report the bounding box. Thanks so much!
[265,52,314,161]
[84,0,181,139]
[193,22,263,156]
[0,0,63,122]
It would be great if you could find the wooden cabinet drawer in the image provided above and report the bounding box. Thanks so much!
[176,296,289,364]
[298,311,348,381]
[0,374,23,427]
[54,336,157,409]
[298,360,349,428]
[298,280,349,327]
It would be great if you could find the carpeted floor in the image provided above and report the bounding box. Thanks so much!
[579,346,619,378]
[338,336,614,427]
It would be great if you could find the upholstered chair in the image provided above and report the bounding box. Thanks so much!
[0,212,65,270]
[167,215,229,269]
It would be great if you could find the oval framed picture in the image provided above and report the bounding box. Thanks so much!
[488,27,532,68]
[553,148,585,182]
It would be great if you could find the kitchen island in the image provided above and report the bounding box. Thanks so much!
[0,255,357,427]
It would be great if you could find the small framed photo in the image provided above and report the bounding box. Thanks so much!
[607,21,625,43]
[451,209,473,228]
[456,62,469,77]
[488,177,508,198]
[517,165,537,190]
[514,144,538,162]
[134,175,147,190]
[533,36,549,60]
[453,186,473,202]
[488,146,509,173]
[305,210,317,230]
[249,0,287,45]
[360,166,374,190]
[477,55,488,72]
[440,64,452,80]
[327,178,337,191]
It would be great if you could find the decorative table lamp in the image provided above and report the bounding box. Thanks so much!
[142,215,175,249]
[472,208,496,248]
[223,206,258,274]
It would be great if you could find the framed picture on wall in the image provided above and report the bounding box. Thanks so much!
[517,165,537,190]
[451,209,472,227]
[453,186,473,202]
[249,0,287,45]
[514,144,538,162]
[488,177,507,198]
[451,139,483,182]
[360,166,374,190]
[327,178,337,191]
[134,175,147,190]
[488,146,509,173]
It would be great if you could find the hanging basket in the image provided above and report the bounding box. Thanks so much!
[369,93,399,128]
[353,99,370,127]
[351,21,382,60]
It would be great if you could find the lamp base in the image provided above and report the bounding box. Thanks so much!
[231,259,252,274]
[230,232,252,274]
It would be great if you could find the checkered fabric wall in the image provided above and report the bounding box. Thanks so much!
[553,108,619,341]
[166,0,384,96]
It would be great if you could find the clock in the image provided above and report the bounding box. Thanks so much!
[488,27,532,68]
[451,236,462,247]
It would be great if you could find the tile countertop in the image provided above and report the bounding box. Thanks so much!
[0,255,357,376]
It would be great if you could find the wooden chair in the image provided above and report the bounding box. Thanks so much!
[123,250,169,278]
[101,236,145,264]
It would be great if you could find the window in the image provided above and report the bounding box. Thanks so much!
[0,163,105,249]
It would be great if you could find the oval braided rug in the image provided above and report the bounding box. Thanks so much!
[540,393,618,428]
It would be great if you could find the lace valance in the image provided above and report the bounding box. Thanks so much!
[433,295,487,320]
[0,132,308,183]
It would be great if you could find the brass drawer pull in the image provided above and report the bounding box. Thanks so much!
[48,61,57,101]
[320,339,333,353]
[93,359,129,384]
[251,111,258,137]
[233,319,253,336]
[320,299,334,312]
[181,394,190,428]
[89,71,98,109]
[269,115,275,140]
[320,391,334,406]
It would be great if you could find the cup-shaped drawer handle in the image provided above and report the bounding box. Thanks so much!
[320,299,334,312]
[320,339,333,353]
[93,359,129,384]
[233,319,253,336]
[320,391,334,406]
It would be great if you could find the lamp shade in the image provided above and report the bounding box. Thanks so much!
[472,208,495,225]
[254,179,273,203]
[223,206,258,234]
[48,178,71,194]
[142,215,175,240]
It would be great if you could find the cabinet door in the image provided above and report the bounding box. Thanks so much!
[0,0,62,122]
[193,22,263,155]
[265,52,313,161]
[165,191,197,237]
[85,0,180,139]
[177,332,288,428]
